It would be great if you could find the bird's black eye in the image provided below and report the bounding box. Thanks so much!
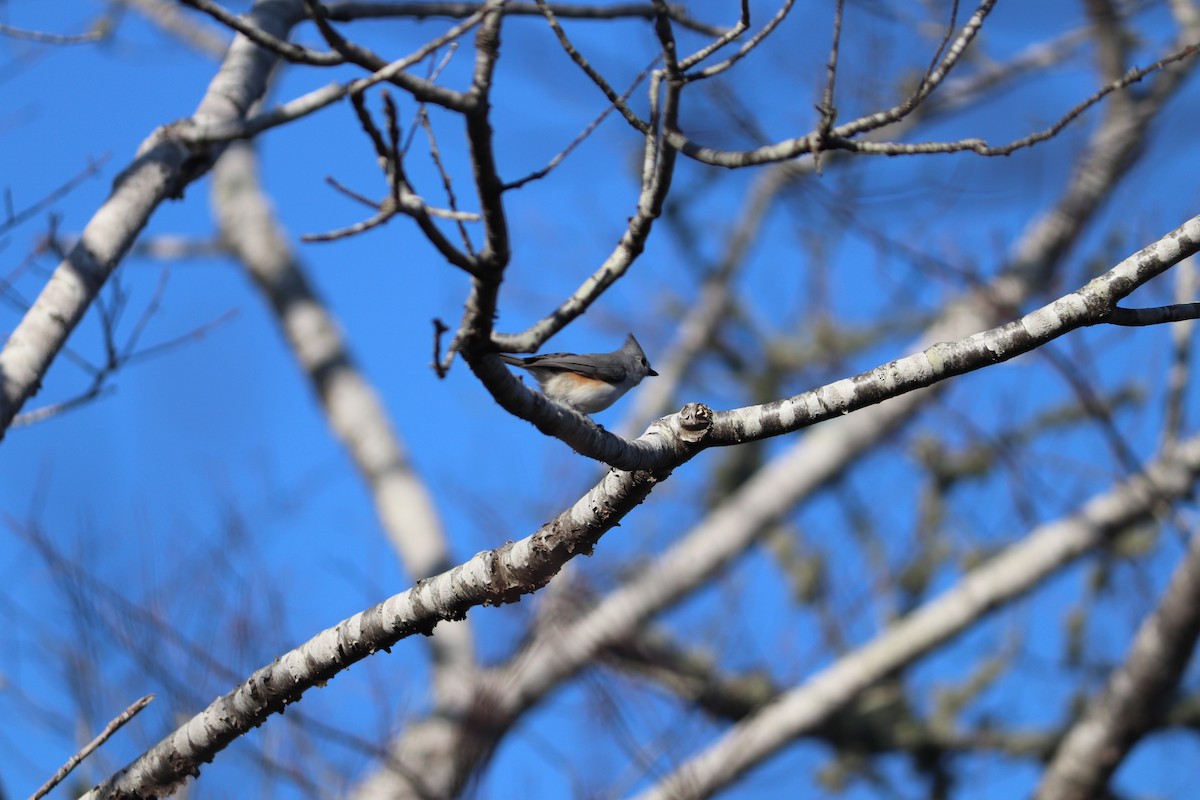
[641,358,648,366]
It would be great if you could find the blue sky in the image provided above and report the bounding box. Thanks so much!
[3,1,1200,798]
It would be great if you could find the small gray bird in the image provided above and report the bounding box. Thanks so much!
[499,333,658,414]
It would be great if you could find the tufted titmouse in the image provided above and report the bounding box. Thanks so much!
[499,333,658,414]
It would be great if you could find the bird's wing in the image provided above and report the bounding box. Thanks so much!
[522,352,627,383]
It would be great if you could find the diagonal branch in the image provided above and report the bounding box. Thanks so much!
[359,213,1200,799]
[305,0,472,109]
[321,0,728,37]
[32,695,155,800]
[532,0,651,133]
[1034,530,1200,799]
[211,144,462,592]
[666,17,1199,168]
[359,34,1200,794]
[81,458,675,799]
[212,139,478,779]
[681,0,795,83]
[178,0,342,64]
[485,21,681,355]
[635,436,1200,800]
[471,214,1200,470]
[117,0,231,58]
[0,0,302,439]
[181,11,480,144]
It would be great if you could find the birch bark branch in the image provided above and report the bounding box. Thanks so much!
[0,0,303,436]
[1034,528,1200,799]
[636,437,1200,800]
[349,39,1197,792]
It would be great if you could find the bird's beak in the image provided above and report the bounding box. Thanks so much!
[647,368,659,377]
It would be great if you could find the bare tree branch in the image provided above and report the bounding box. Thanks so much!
[320,0,727,36]
[529,0,652,133]
[32,695,155,800]
[304,0,475,109]
[181,12,481,144]
[675,0,749,73]
[79,458,682,799]
[1106,302,1200,325]
[116,0,230,57]
[0,156,109,237]
[470,214,1200,470]
[1035,529,1200,800]
[318,97,1178,791]
[636,437,1200,800]
[359,208,1200,796]
[666,24,1199,167]
[0,0,302,437]
[178,0,344,64]
[387,60,1200,782]
[211,140,474,667]
[12,5,1200,799]
[502,58,652,191]
[0,20,110,45]
[680,0,795,82]
[485,8,681,355]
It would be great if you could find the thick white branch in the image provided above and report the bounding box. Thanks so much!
[0,0,302,436]
[636,436,1200,800]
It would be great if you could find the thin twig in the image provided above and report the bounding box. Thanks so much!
[321,1,727,37]
[0,22,108,45]
[922,0,963,92]
[503,59,653,191]
[812,0,844,172]
[667,37,1198,167]
[120,269,172,359]
[681,0,795,82]
[349,91,392,170]
[327,177,482,223]
[843,41,1199,156]
[418,109,475,256]
[178,0,343,64]
[0,155,110,236]
[534,0,651,133]
[675,0,748,72]
[183,11,482,143]
[325,175,384,211]
[1107,302,1200,326]
[305,0,469,109]
[31,695,155,800]
[301,207,395,241]
[340,98,481,270]
[12,385,118,427]
[818,0,843,124]
[822,0,991,139]
[433,318,452,377]
[14,309,239,427]
[920,26,1089,115]
[124,309,239,365]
